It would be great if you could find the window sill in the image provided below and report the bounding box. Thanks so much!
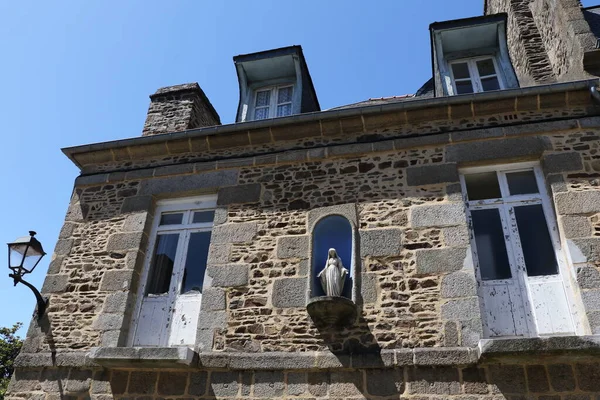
[478,335,600,362]
[88,346,197,368]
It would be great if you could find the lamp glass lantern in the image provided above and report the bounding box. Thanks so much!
[8,231,46,278]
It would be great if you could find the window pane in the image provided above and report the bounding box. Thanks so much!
[455,80,474,94]
[255,90,270,107]
[147,233,179,295]
[181,231,212,294]
[160,213,183,226]
[476,59,496,76]
[481,77,500,91]
[471,209,512,280]
[193,210,215,224]
[514,205,558,277]
[277,87,293,104]
[276,104,292,117]
[506,170,538,195]
[254,107,269,120]
[464,172,502,200]
[452,62,470,79]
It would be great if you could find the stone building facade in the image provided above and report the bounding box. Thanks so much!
[7,1,600,399]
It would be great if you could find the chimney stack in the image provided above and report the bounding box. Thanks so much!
[142,83,221,136]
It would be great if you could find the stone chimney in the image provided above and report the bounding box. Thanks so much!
[142,83,221,136]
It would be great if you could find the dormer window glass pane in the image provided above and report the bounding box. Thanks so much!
[276,86,293,117]
[254,90,271,120]
[450,57,503,95]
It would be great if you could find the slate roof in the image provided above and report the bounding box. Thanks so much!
[329,77,434,110]
[583,6,600,44]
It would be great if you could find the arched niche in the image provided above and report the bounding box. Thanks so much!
[307,203,359,302]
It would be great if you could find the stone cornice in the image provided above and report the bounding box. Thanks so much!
[62,79,599,171]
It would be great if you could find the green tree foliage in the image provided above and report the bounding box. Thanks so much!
[0,323,23,400]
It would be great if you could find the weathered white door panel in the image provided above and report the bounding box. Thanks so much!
[134,296,169,346]
[482,283,527,337]
[528,280,574,335]
[168,294,202,346]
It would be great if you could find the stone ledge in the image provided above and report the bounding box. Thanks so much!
[478,335,600,363]
[88,346,197,368]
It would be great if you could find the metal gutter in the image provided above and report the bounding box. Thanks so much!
[62,79,599,165]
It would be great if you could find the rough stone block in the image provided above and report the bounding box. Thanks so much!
[65,369,92,393]
[577,266,600,289]
[450,126,503,142]
[488,365,527,393]
[254,371,284,397]
[328,143,371,157]
[210,371,239,398]
[100,270,136,291]
[443,226,470,247]
[441,297,480,320]
[394,133,450,149]
[360,228,402,257]
[59,223,76,239]
[207,243,231,265]
[561,215,593,238]
[110,370,129,395]
[153,163,194,177]
[542,152,583,174]
[307,372,329,397]
[415,247,468,275]
[41,274,69,293]
[272,278,307,308]
[8,369,42,392]
[582,290,600,310]
[555,191,600,214]
[139,170,238,195]
[122,212,150,233]
[441,271,477,298]
[547,364,576,392]
[462,319,483,347]
[406,163,459,186]
[157,371,188,396]
[206,264,249,287]
[407,367,461,395]
[286,372,307,396]
[446,136,551,163]
[46,255,63,275]
[92,313,125,331]
[212,222,257,244]
[121,196,153,213]
[526,364,550,392]
[366,369,404,396]
[106,232,146,251]
[102,292,131,313]
[360,273,378,304]
[570,238,600,261]
[128,371,158,395]
[217,184,261,205]
[54,239,73,255]
[413,348,472,366]
[213,207,227,225]
[444,321,459,347]
[329,371,363,397]
[410,203,466,228]
[462,366,488,394]
[277,235,309,259]
[201,288,226,311]
[188,371,208,396]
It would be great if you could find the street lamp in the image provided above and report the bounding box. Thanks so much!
[8,231,47,319]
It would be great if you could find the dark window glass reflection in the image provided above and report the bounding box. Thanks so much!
[472,209,512,280]
[465,172,502,200]
[181,231,212,294]
[506,171,538,195]
[147,234,179,294]
[514,205,558,276]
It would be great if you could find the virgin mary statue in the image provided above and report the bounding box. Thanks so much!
[317,248,349,297]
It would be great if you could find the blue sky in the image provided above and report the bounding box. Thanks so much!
[0,1,597,337]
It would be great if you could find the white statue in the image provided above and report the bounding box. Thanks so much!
[317,248,348,297]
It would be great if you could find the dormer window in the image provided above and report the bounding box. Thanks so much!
[430,14,518,97]
[253,85,294,120]
[234,46,320,123]
[450,57,503,94]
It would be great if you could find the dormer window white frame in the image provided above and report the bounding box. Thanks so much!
[449,56,504,95]
[252,84,294,121]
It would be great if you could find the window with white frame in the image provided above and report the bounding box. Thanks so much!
[450,57,503,95]
[253,85,293,120]
[130,196,215,347]
[460,164,577,338]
